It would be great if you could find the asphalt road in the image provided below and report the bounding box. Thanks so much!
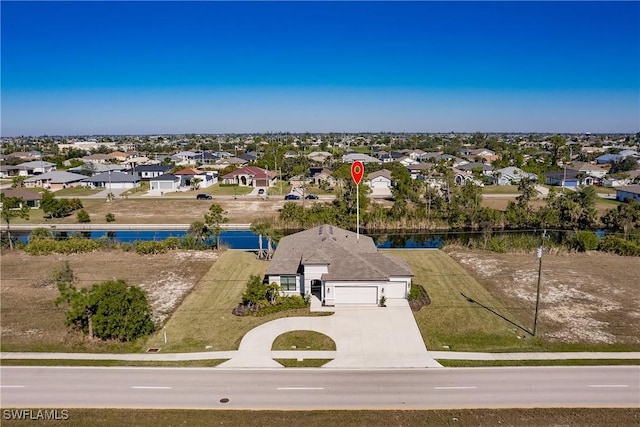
[1,366,638,409]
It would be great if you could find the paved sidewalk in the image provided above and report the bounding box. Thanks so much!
[430,351,640,360]
[3,350,638,363]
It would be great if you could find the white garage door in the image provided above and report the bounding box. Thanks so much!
[334,286,378,305]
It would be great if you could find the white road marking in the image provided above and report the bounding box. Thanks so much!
[277,387,324,390]
[131,386,172,390]
[0,385,25,388]
[434,386,477,390]
[588,384,628,388]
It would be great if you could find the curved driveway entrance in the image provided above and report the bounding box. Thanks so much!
[219,300,442,368]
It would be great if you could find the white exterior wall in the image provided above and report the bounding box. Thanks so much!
[302,264,329,297]
[386,276,412,299]
[150,180,179,191]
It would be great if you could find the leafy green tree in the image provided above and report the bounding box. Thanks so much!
[55,280,155,342]
[548,135,567,167]
[546,186,598,230]
[601,199,640,236]
[30,227,53,241]
[611,156,638,174]
[90,280,155,341]
[76,209,90,223]
[0,194,30,249]
[204,204,228,249]
[241,275,268,308]
[55,282,97,339]
[105,212,115,223]
[11,176,26,188]
[40,190,82,218]
[187,220,211,247]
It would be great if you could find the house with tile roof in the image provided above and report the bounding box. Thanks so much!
[265,224,413,306]
[221,166,277,188]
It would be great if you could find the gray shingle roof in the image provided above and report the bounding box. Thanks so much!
[266,225,412,280]
[82,171,140,183]
[24,171,87,184]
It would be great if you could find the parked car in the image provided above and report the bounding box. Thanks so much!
[284,194,300,200]
[305,194,319,200]
[196,194,212,200]
[258,188,265,195]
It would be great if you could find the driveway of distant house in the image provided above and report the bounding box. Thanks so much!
[369,186,393,198]
[219,300,442,368]
[90,188,129,198]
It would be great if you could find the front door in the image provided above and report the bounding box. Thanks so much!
[311,279,322,300]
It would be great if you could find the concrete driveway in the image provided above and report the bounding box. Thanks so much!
[219,300,441,368]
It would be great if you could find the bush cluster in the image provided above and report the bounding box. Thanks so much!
[133,241,170,255]
[598,236,640,256]
[24,237,102,255]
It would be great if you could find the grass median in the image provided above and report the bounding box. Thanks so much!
[0,408,635,426]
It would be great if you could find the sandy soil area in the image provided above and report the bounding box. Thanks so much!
[446,248,640,345]
[0,250,216,350]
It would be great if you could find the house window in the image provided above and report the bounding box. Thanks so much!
[280,276,297,291]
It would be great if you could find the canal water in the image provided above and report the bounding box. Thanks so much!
[14,229,569,249]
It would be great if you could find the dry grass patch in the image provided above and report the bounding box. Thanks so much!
[390,249,640,353]
[447,248,640,349]
[31,198,283,225]
[0,249,216,352]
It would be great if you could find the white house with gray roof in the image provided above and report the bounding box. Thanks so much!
[265,225,413,306]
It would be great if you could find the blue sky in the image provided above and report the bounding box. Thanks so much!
[1,1,639,136]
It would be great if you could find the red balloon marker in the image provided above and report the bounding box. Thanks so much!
[351,161,364,185]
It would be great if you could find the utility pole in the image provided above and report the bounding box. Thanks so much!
[533,229,546,336]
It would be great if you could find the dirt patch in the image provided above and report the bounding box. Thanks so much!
[446,248,640,345]
[0,249,216,351]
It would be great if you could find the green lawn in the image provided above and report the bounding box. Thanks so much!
[121,181,149,196]
[482,185,520,194]
[54,187,103,197]
[208,184,253,196]
[267,181,292,196]
[0,359,226,367]
[272,330,336,351]
[387,250,548,352]
[274,359,332,367]
[3,408,634,427]
[593,186,616,194]
[144,251,325,352]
